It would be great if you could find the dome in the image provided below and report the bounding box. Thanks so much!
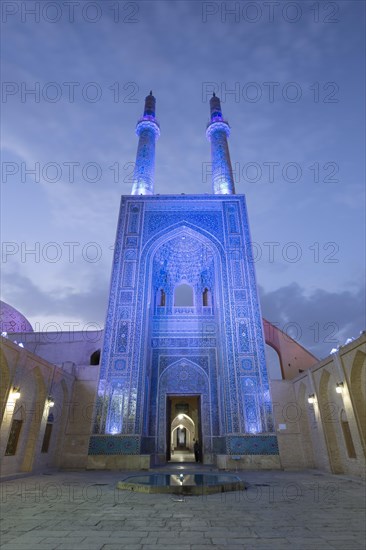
[0,300,34,333]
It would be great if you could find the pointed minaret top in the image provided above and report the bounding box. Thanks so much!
[209,93,223,122]
[143,91,156,117]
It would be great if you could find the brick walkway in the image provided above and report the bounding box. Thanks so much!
[0,468,365,549]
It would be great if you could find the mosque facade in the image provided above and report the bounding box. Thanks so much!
[0,94,364,476]
[88,93,280,466]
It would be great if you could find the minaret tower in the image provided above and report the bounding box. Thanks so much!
[206,93,236,194]
[131,91,160,195]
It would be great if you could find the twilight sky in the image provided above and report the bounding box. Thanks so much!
[1,0,365,359]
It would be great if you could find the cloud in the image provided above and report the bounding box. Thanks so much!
[259,282,366,358]
[2,0,364,363]
[1,271,109,329]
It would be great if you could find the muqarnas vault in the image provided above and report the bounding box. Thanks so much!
[89,92,279,468]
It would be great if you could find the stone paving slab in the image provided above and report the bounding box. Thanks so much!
[0,469,365,550]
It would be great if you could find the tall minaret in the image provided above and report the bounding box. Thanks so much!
[206,93,235,194]
[131,91,160,195]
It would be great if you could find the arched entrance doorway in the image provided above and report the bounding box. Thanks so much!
[157,359,210,463]
[170,412,196,462]
[165,394,203,463]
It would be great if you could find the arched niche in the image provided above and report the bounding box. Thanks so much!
[90,349,101,366]
[21,366,47,472]
[144,224,223,313]
[171,413,195,451]
[157,360,211,456]
[202,288,212,307]
[296,382,315,467]
[350,350,366,443]
[340,409,357,459]
[156,288,166,307]
[318,369,343,474]
[174,283,194,307]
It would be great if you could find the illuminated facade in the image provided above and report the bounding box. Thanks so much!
[1,102,364,476]
[89,93,279,465]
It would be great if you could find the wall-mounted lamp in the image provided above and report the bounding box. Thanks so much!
[47,396,55,407]
[336,382,344,394]
[11,387,21,400]
[308,394,315,404]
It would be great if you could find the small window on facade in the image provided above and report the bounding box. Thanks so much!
[90,349,101,365]
[41,423,53,454]
[5,419,23,456]
[157,288,166,306]
[203,288,211,306]
[174,284,194,307]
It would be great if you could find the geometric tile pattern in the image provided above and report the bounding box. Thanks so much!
[88,435,140,455]
[227,435,279,455]
[92,194,276,458]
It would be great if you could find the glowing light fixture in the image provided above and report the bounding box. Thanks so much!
[178,414,184,420]
[47,396,55,407]
[11,387,21,400]
[308,394,315,404]
[336,382,344,394]
[1,331,8,337]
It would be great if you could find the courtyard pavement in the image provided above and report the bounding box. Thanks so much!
[0,466,365,550]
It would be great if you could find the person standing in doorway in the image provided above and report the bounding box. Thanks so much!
[194,439,201,463]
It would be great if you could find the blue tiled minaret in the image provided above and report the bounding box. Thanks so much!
[206,93,236,195]
[131,91,160,195]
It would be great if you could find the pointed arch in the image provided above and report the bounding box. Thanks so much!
[156,288,166,307]
[133,223,227,438]
[318,369,343,474]
[202,287,212,307]
[171,413,196,451]
[296,382,315,467]
[340,408,357,458]
[142,223,225,320]
[174,283,194,306]
[350,350,366,443]
[90,349,101,365]
[141,220,226,260]
[21,366,47,472]
[157,359,212,456]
